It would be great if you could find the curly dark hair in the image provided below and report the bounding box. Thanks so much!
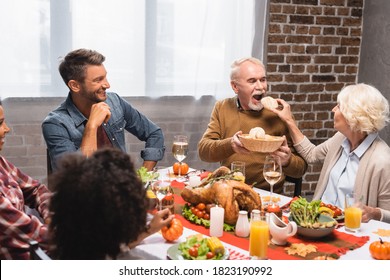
[48,148,148,260]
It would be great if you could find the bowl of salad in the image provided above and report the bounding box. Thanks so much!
[289,197,338,239]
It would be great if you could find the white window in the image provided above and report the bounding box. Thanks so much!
[0,0,267,100]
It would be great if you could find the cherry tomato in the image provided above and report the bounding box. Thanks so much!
[206,252,215,259]
[334,208,342,217]
[196,211,204,219]
[196,203,206,211]
[191,207,198,215]
[193,243,201,248]
[205,203,216,214]
[189,247,198,257]
[328,204,336,211]
[203,213,210,220]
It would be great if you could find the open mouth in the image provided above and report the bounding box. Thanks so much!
[252,94,263,101]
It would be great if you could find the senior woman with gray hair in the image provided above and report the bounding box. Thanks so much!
[272,83,390,223]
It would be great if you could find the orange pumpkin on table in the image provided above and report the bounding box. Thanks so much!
[369,238,390,260]
[173,162,189,175]
[161,218,183,242]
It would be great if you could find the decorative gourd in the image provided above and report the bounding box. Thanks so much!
[161,218,183,242]
[369,238,390,260]
[173,162,189,175]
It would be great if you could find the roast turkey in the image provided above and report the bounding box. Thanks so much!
[181,166,262,224]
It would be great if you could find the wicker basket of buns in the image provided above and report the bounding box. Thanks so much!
[238,127,284,153]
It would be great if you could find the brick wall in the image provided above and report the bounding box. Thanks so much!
[266,0,364,195]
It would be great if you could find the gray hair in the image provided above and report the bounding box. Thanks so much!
[230,57,265,81]
[338,83,390,133]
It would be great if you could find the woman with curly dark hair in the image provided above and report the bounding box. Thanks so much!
[48,148,173,259]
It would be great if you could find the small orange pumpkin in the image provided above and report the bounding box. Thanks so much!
[173,162,189,175]
[369,238,390,260]
[161,218,183,242]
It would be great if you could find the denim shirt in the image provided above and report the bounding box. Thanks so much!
[42,92,165,170]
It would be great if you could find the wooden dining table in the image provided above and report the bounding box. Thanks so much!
[133,168,390,260]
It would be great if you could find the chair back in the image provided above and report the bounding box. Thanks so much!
[285,175,302,197]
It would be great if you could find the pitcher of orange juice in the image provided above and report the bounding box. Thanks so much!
[344,192,362,232]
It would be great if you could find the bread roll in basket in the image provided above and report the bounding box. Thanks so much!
[238,134,284,153]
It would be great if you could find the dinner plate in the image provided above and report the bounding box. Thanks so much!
[167,243,230,260]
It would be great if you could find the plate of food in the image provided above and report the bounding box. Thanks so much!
[319,202,344,221]
[167,235,229,260]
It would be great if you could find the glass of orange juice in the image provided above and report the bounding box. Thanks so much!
[249,213,269,259]
[344,192,362,232]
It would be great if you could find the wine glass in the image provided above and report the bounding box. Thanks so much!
[263,155,282,207]
[151,181,171,211]
[172,135,189,181]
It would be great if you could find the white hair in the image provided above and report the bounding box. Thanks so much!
[338,83,390,133]
[230,57,265,81]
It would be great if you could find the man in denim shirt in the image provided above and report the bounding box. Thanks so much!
[42,49,165,171]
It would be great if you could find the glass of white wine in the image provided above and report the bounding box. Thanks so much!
[263,155,282,207]
[152,182,173,211]
[172,135,189,182]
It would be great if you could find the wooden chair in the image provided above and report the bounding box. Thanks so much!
[285,175,302,197]
[29,240,51,260]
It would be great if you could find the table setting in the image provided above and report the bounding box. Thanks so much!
[135,132,390,261]
[135,163,390,261]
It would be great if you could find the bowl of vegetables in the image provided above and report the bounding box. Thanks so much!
[289,197,338,239]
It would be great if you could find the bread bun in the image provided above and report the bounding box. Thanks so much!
[249,127,265,139]
[261,96,278,109]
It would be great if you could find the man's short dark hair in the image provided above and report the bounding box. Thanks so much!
[58,48,105,86]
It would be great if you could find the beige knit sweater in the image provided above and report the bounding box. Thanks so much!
[295,132,390,223]
[198,97,307,194]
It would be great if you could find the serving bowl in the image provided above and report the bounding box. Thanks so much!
[238,134,284,153]
[290,214,337,239]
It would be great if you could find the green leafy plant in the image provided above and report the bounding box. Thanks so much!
[136,167,159,183]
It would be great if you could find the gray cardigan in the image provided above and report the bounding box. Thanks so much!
[294,132,390,223]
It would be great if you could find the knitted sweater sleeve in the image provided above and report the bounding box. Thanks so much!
[198,100,236,162]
